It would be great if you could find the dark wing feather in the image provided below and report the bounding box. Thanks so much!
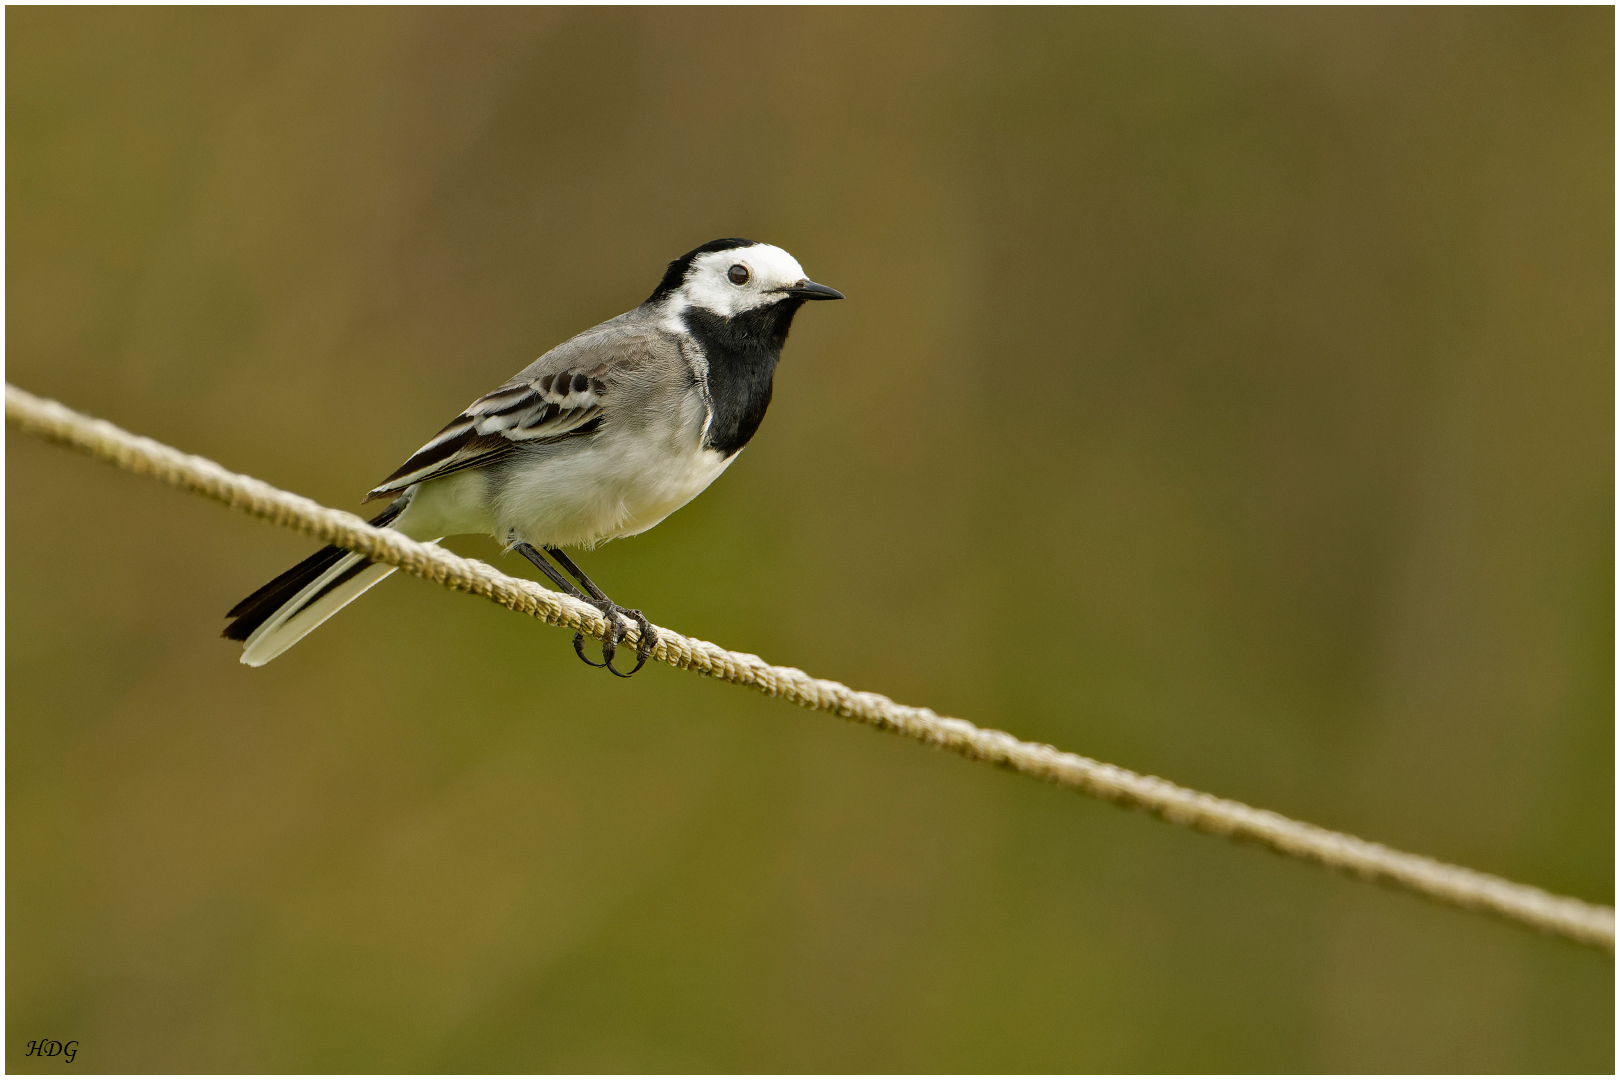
[364,366,613,502]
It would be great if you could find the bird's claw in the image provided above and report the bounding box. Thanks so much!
[571,632,609,668]
[574,601,657,677]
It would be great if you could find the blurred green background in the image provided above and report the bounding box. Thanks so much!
[6,7,1612,1073]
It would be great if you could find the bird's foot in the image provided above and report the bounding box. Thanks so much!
[510,539,656,677]
[573,599,657,677]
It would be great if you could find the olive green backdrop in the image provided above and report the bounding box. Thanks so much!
[7,7,1613,1073]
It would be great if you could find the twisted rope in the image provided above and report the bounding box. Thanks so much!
[7,382,1613,952]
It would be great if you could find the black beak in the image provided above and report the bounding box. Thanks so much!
[783,278,845,301]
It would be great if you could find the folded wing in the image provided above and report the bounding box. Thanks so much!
[364,364,613,502]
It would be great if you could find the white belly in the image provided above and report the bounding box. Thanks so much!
[494,436,737,548]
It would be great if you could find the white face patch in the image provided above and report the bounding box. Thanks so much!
[678,243,809,318]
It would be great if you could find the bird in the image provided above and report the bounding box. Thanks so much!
[223,238,843,676]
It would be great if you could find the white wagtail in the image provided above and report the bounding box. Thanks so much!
[224,238,843,675]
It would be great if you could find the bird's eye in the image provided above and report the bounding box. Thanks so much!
[727,264,750,286]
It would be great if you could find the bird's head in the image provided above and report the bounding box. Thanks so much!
[646,238,844,318]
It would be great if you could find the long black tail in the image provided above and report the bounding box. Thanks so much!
[222,497,408,642]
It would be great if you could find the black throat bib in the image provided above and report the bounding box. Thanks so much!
[684,298,806,457]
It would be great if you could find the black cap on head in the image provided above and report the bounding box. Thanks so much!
[645,238,756,305]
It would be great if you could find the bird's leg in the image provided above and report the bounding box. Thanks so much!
[544,546,658,677]
[509,540,615,670]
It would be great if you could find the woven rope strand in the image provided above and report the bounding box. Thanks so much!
[7,382,1613,953]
